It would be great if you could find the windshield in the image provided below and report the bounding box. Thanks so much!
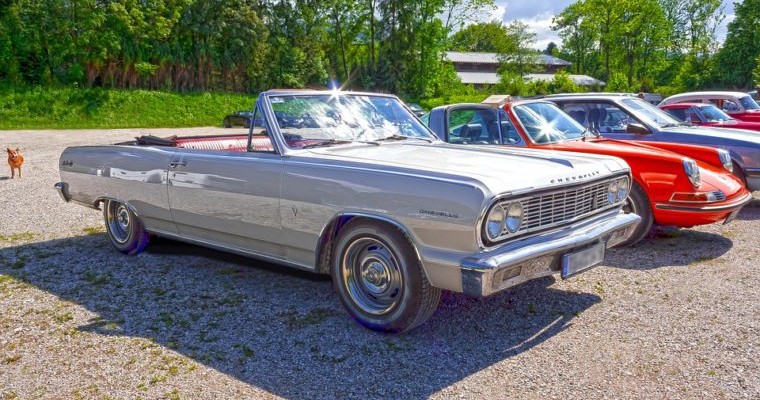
[699,105,733,122]
[738,95,760,111]
[512,102,586,144]
[267,93,435,149]
[620,98,682,128]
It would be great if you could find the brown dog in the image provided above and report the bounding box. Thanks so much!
[7,148,24,179]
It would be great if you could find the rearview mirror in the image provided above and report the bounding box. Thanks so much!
[626,123,651,135]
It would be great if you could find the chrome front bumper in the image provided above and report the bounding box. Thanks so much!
[458,210,640,297]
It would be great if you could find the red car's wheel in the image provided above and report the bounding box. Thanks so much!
[615,182,653,247]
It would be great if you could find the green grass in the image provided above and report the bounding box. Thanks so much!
[0,86,255,129]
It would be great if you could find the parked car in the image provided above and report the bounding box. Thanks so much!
[223,110,253,128]
[406,103,427,117]
[54,90,640,333]
[424,100,751,246]
[659,91,760,123]
[545,93,760,192]
[660,103,760,132]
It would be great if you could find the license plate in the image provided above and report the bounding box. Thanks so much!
[561,242,605,279]
[723,209,740,225]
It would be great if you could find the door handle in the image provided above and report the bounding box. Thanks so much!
[169,160,186,168]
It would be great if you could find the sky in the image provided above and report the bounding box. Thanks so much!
[482,0,737,51]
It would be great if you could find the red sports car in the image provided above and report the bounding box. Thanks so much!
[660,103,760,132]
[424,99,752,246]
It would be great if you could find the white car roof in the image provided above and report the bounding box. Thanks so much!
[661,91,750,105]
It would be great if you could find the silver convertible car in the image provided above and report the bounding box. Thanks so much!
[55,90,640,333]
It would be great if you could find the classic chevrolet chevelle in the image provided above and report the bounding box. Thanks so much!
[55,90,640,332]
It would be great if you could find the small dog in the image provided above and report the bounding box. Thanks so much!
[7,148,24,179]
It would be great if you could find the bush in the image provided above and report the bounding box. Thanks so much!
[0,86,255,129]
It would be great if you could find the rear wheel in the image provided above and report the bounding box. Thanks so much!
[616,182,653,247]
[331,220,441,333]
[103,200,150,255]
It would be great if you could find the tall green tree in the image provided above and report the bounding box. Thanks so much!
[716,0,760,88]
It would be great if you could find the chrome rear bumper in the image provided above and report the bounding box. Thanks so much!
[54,182,70,202]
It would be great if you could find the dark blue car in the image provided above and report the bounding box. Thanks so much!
[546,93,760,191]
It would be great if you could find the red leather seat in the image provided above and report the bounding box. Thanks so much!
[175,135,274,152]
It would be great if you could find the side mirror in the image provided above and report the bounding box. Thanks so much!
[626,123,651,135]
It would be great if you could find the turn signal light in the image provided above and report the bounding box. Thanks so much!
[670,191,723,203]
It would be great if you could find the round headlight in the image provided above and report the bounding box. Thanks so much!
[683,158,701,188]
[717,149,733,172]
[485,206,505,241]
[616,177,629,201]
[608,179,619,204]
[505,202,523,233]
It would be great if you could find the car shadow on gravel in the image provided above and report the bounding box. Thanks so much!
[0,234,601,399]
[737,199,760,221]
[603,228,733,270]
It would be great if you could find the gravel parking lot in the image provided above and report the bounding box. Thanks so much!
[1,128,759,399]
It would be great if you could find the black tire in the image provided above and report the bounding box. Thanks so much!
[331,220,441,333]
[223,119,232,128]
[615,181,654,247]
[103,200,150,255]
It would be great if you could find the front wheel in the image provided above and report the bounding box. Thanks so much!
[615,181,654,247]
[103,200,150,255]
[331,221,441,333]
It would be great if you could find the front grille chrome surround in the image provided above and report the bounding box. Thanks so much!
[481,175,628,247]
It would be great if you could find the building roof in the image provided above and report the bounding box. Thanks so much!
[444,51,572,66]
[456,71,604,86]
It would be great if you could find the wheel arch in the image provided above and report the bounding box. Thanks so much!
[94,196,140,216]
[314,212,423,275]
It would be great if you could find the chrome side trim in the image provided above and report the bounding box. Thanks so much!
[655,192,753,212]
[147,228,317,273]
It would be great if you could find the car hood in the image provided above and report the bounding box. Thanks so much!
[545,138,681,162]
[303,142,628,196]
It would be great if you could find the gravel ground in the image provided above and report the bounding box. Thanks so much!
[1,128,759,399]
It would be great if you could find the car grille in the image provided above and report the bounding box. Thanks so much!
[709,191,727,201]
[488,177,622,243]
[520,181,611,230]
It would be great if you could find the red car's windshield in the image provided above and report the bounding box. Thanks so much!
[698,105,734,122]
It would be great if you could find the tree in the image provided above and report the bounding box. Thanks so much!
[716,0,760,88]
[543,42,557,56]
[499,21,537,77]
[448,21,517,53]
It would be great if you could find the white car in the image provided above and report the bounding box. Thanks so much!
[659,91,760,123]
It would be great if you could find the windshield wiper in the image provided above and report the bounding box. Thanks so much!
[300,139,352,149]
[581,129,599,138]
[373,134,433,143]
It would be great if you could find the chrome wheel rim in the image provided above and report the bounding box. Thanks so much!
[341,237,403,316]
[107,202,131,244]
